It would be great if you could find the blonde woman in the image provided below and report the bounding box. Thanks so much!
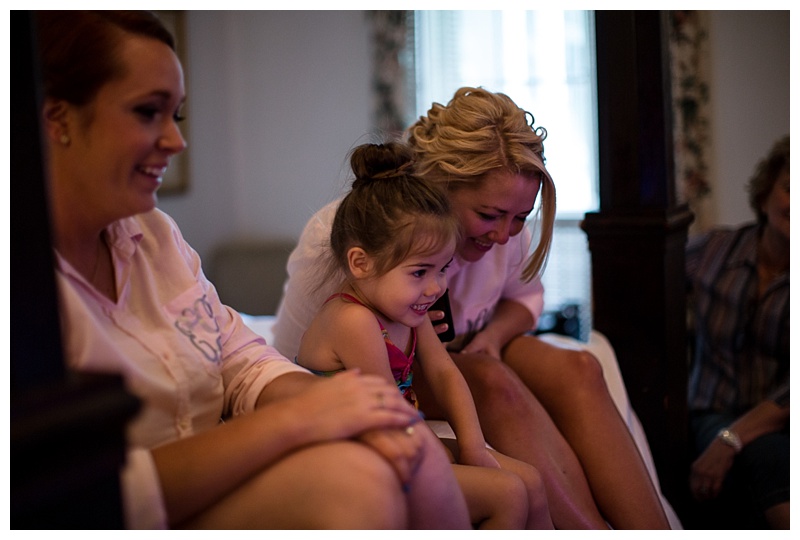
[297,142,553,529]
[274,87,670,529]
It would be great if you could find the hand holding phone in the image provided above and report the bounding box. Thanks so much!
[430,289,456,342]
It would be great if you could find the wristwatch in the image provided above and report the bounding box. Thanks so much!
[716,428,743,453]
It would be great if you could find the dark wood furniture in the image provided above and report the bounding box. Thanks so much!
[583,10,693,522]
[11,11,139,529]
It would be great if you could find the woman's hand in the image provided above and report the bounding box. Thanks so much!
[689,439,735,501]
[459,329,503,361]
[358,424,425,488]
[428,309,450,336]
[690,402,789,502]
[298,370,426,488]
[279,370,421,442]
[458,299,533,360]
[155,371,420,526]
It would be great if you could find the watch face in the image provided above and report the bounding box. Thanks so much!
[718,429,742,452]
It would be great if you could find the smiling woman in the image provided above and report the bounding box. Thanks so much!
[35,10,469,529]
[42,18,187,300]
[408,10,597,328]
[294,141,555,529]
[274,86,673,529]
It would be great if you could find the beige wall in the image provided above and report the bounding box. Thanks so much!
[700,10,790,232]
[158,10,790,262]
[158,11,372,262]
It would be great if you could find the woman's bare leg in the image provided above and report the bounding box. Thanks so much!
[182,439,468,529]
[503,334,670,529]
[406,427,472,529]
[182,441,406,529]
[416,355,609,529]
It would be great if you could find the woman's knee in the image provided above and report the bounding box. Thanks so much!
[315,444,409,528]
[565,349,606,393]
[226,441,408,529]
[510,336,606,394]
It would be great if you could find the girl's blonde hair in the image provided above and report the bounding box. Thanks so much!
[406,87,555,282]
[328,142,460,281]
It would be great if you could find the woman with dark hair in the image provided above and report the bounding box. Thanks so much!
[37,11,469,529]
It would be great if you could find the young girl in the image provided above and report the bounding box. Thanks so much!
[277,88,671,529]
[297,142,552,529]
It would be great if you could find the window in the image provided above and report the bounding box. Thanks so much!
[408,10,598,337]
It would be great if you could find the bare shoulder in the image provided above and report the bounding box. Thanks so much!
[321,299,393,374]
[297,298,384,370]
[321,299,386,346]
[328,297,378,323]
[296,300,354,371]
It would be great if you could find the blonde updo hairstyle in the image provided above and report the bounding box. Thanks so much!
[328,142,460,284]
[406,87,556,282]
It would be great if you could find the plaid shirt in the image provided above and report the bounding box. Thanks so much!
[686,224,789,415]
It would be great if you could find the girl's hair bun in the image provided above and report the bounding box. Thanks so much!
[350,142,414,187]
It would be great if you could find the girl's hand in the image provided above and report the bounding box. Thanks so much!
[459,330,503,360]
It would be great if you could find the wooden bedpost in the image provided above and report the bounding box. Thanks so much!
[11,11,139,527]
[582,10,693,519]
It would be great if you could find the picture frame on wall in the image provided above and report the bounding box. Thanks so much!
[155,10,189,195]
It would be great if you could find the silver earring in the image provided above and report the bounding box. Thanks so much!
[60,134,71,146]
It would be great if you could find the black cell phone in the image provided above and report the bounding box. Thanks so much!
[430,289,456,342]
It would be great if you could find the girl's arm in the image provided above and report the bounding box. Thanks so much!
[296,303,427,485]
[460,299,534,359]
[415,319,498,468]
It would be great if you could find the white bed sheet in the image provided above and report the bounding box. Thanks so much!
[241,313,682,529]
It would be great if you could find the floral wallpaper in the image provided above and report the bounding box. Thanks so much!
[669,10,712,225]
[367,10,409,138]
